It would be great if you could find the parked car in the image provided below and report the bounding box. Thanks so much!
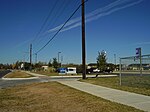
[93,68,100,73]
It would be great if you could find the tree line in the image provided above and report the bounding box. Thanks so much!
[0,50,118,72]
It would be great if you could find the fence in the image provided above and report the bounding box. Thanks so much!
[119,54,150,88]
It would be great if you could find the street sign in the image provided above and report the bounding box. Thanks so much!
[136,47,141,59]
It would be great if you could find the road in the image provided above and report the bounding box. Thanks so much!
[0,70,45,88]
[0,77,80,89]
[0,70,11,78]
[3,70,148,89]
[0,78,43,88]
[0,70,80,88]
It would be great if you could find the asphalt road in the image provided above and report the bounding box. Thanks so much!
[0,70,11,78]
[0,78,79,89]
[0,79,42,88]
[0,70,79,88]
[0,70,45,88]
[1,70,149,89]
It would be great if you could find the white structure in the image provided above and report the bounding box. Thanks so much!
[67,67,77,74]
[42,66,48,71]
[21,63,24,69]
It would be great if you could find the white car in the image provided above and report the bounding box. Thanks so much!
[93,68,100,73]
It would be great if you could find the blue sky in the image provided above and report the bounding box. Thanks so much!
[0,0,150,64]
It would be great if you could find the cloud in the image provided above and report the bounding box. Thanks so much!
[47,0,144,33]
[132,42,150,46]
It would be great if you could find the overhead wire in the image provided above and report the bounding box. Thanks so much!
[35,0,89,54]
[33,0,76,51]
[31,0,59,45]
[48,0,75,30]
[33,0,70,49]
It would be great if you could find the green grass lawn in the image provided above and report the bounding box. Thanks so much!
[121,75,150,89]
[0,82,143,112]
[80,76,150,96]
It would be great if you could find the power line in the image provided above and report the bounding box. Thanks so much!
[32,0,76,63]
[49,0,75,29]
[31,0,59,44]
[33,0,72,49]
[35,0,89,54]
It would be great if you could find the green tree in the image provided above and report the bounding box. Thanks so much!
[15,61,20,69]
[52,58,59,69]
[48,59,52,67]
[97,50,107,71]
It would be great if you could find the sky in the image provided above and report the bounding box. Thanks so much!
[0,0,150,64]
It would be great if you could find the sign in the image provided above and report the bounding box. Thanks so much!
[136,47,141,59]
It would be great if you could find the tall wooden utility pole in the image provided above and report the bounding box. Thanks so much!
[82,0,86,79]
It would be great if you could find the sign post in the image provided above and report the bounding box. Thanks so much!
[136,48,142,76]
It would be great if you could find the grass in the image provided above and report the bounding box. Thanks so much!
[4,70,34,78]
[121,75,150,89]
[80,76,150,96]
[0,82,143,112]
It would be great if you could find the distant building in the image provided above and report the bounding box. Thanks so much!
[87,63,97,69]
[42,66,49,71]
[128,64,150,70]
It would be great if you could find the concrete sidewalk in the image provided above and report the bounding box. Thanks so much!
[58,80,150,112]
[25,71,46,77]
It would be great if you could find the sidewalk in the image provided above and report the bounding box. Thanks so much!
[25,71,46,77]
[58,80,150,112]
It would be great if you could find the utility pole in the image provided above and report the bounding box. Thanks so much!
[58,52,61,67]
[81,0,86,79]
[114,54,116,65]
[30,44,32,70]
[114,54,116,71]
[139,48,142,76]
[35,53,37,64]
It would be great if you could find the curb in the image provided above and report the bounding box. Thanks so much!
[2,77,39,80]
[1,70,39,81]
[50,75,117,78]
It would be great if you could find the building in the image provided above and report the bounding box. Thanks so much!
[42,66,49,71]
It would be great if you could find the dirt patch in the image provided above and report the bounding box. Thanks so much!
[4,70,34,78]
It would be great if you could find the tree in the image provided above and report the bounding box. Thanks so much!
[24,62,31,70]
[48,59,52,67]
[14,61,20,69]
[97,50,107,71]
[52,58,59,69]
